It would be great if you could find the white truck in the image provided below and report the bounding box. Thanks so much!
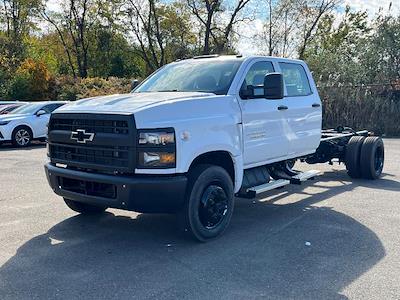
[45,55,384,241]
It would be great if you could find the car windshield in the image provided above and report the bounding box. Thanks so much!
[135,59,243,95]
[10,103,42,115]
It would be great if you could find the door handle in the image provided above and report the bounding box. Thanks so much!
[312,103,321,108]
[277,105,288,111]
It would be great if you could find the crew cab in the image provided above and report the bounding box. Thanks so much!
[0,101,67,147]
[45,56,384,241]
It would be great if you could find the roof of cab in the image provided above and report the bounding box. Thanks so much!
[176,54,305,64]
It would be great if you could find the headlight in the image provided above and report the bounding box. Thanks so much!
[0,121,10,126]
[138,151,176,168]
[138,131,175,146]
[137,128,176,168]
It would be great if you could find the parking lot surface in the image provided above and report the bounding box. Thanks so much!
[0,140,399,299]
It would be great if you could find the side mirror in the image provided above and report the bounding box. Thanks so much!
[264,73,284,99]
[36,109,47,117]
[131,79,140,90]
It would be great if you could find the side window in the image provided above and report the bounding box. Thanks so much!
[49,103,64,112]
[241,61,274,98]
[40,105,52,114]
[279,63,312,96]
[41,104,63,114]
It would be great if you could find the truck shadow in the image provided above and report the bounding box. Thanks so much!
[0,172,393,299]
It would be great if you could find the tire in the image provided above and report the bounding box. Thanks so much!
[345,136,366,178]
[12,126,32,147]
[359,137,384,179]
[179,164,234,242]
[64,198,107,214]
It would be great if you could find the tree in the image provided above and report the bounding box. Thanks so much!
[187,0,252,54]
[0,0,40,62]
[41,0,98,78]
[125,0,197,73]
[302,6,370,84]
[8,58,51,100]
[258,0,302,57]
[297,0,342,59]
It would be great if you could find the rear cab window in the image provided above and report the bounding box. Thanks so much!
[279,62,312,97]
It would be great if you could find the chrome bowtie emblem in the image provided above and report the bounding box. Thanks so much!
[70,129,95,144]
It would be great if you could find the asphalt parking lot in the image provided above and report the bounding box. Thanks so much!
[0,140,399,299]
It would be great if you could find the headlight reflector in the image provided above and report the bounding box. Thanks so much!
[138,131,175,146]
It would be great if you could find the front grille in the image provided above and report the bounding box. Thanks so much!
[49,118,129,134]
[48,113,136,174]
[50,144,129,168]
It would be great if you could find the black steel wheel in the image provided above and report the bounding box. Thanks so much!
[345,136,366,178]
[359,137,384,179]
[179,164,234,242]
[64,198,107,214]
[12,126,32,147]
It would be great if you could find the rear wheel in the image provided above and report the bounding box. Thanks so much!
[12,126,32,147]
[64,198,107,214]
[359,137,384,179]
[179,164,234,242]
[345,136,365,178]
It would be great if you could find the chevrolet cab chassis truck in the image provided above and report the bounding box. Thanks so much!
[45,55,384,241]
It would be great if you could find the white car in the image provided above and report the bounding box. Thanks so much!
[0,101,67,147]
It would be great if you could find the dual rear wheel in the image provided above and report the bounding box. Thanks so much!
[345,136,384,179]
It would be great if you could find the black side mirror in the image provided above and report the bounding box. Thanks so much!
[239,85,254,99]
[264,73,284,99]
[131,79,140,90]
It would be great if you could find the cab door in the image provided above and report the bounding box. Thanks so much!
[238,59,290,168]
[277,62,322,156]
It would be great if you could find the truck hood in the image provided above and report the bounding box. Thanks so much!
[56,92,216,114]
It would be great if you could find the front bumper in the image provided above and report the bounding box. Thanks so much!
[45,163,187,213]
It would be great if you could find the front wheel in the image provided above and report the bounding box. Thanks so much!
[12,127,32,147]
[179,165,234,242]
[64,198,107,214]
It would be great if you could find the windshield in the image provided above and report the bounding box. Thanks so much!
[135,59,243,95]
[10,103,42,115]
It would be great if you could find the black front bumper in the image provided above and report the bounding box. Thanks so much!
[45,163,187,213]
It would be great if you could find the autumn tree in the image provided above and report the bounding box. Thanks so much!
[41,0,99,78]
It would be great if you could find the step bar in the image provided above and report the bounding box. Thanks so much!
[242,169,321,198]
[246,179,290,198]
[290,169,321,185]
